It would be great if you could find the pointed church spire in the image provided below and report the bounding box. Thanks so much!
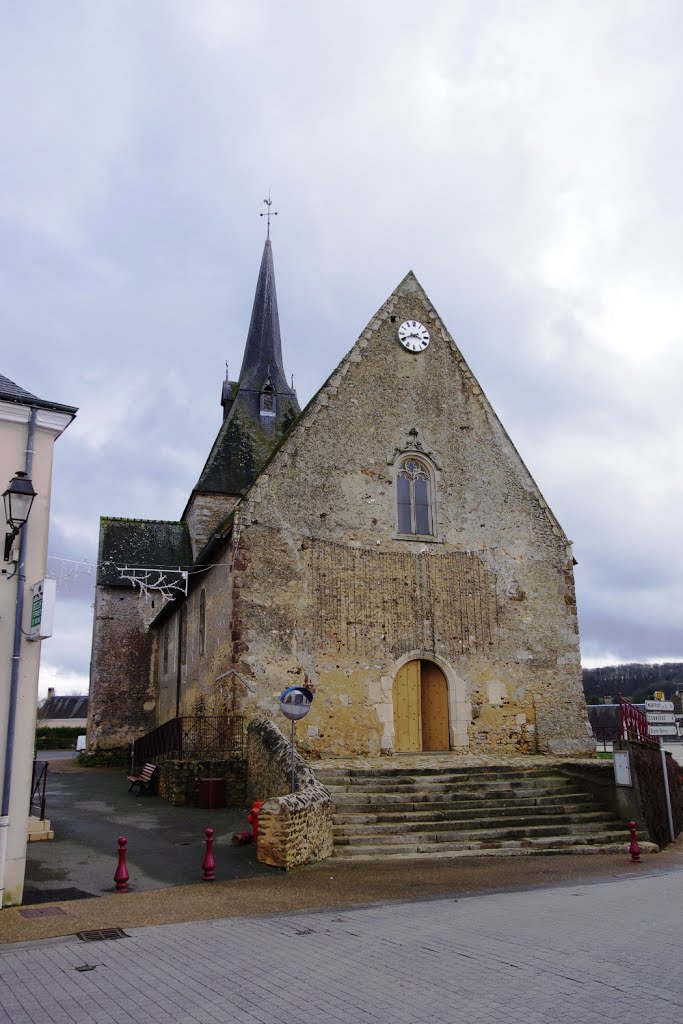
[237,238,291,395]
[191,235,300,504]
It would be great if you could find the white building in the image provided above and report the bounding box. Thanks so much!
[0,374,76,907]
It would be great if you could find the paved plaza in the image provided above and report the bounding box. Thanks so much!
[2,869,682,1024]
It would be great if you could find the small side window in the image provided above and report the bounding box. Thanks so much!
[162,623,169,674]
[180,606,187,666]
[199,589,206,656]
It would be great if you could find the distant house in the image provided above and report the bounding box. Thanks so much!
[37,690,88,730]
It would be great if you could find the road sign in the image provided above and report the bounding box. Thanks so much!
[646,712,676,725]
[647,724,678,736]
[644,700,674,711]
[654,690,665,701]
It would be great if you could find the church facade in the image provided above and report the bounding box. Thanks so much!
[88,241,594,758]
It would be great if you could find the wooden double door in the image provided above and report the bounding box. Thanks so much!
[392,660,450,752]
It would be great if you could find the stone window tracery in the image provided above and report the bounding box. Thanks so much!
[396,457,434,537]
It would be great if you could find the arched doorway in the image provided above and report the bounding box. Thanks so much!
[392,660,450,752]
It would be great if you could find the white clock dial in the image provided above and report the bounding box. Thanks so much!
[397,320,430,352]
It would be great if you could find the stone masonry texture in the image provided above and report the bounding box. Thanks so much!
[89,272,594,760]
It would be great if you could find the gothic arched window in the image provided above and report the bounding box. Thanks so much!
[397,457,434,536]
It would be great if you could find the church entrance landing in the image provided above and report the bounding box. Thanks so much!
[393,660,449,752]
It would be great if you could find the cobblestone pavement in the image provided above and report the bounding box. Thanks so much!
[2,871,682,1023]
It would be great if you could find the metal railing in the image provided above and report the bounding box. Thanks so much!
[133,716,245,764]
[619,694,655,745]
[30,760,48,820]
[592,725,620,751]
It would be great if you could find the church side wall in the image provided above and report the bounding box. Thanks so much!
[155,553,234,724]
[88,586,157,749]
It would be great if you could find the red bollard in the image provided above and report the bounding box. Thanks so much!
[114,836,129,892]
[247,800,264,846]
[628,821,641,863]
[202,827,216,881]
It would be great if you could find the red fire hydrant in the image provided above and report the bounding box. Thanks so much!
[247,800,264,846]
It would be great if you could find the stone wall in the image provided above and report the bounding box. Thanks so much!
[88,585,158,749]
[246,717,333,869]
[626,741,683,846]
[184,492,237,560]
[158,758,246,807]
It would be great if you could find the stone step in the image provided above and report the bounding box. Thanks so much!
[331,839,660,860]
[332,830,638,858]
[333,811,619,836]
[332,796,597,824]
[320,776,578,794]
[333,822,626,847]
[316,765,572,780]
[332,791,597,811]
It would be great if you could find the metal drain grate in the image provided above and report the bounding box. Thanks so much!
[77,928,129,942]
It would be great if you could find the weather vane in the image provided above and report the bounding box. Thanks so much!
[260,192,278,239]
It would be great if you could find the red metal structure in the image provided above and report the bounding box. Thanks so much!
[618,695,652,744]
[202,827,216,881]
[114,836,129,892]
[628,821,641,863]
[247,800,264,845]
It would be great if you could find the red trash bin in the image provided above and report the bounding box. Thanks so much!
[198,778,226,809]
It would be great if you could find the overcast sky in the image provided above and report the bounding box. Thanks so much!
[2,1,682,697]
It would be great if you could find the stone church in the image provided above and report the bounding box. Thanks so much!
[88,239,593,758]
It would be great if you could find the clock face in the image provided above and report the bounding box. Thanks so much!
[397,320,430,352]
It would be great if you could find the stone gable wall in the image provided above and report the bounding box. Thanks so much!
[216,277,592,756]
[184,492,237,560]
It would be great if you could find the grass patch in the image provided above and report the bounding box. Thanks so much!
[77,749,130,768]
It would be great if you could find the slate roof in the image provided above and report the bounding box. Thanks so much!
[97,518,193,586]
[37,695,88,721]
[0,373,78,415]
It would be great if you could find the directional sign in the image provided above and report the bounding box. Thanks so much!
[644,700,674,712]
[646,712,676,725]
[647,724,678,736]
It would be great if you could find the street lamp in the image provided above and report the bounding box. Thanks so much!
[3,471,36,562]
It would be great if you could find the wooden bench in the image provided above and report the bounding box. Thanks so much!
[127,763,157,796]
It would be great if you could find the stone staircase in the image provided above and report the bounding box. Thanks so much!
[315,762,651,859]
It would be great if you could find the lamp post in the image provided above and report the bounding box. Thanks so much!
[3,472,36,562]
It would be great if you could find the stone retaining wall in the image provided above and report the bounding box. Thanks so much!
[158,758,246,807]
[247,717,333,869]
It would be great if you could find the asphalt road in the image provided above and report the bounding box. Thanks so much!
[24,756,273,903]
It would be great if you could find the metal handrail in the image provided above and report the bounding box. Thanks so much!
[30,759,48,820]
[618,694,656,745]
[133,715,245,764]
